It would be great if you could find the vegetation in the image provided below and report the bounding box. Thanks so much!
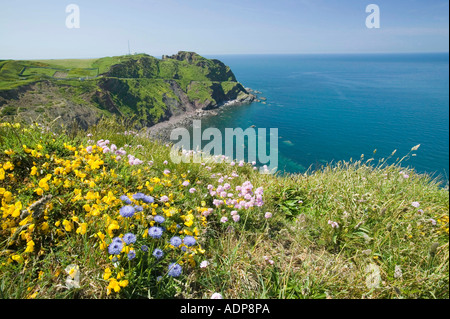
[0,119,448,299]
[0,52,251,128]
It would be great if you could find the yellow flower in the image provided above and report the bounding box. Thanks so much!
[76,223,88,235]
[41,222,49,232]
[30,166,38,176]
[3,191,13,202]
[25,240,35,253]
[34,188,44,196]
[11,254,24,264]
[62,220,73,232]
[0,168,5,180]
[107,279,121,295]
[103,268,112,280]
[3,161,14,171]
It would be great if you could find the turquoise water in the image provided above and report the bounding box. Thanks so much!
[199,53,449,179]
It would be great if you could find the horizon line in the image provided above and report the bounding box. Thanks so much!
[2,51,448,61]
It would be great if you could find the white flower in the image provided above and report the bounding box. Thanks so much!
[200,260,209,268]
[211,293,223,299]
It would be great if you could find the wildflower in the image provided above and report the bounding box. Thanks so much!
[148,226,164,239]
[119,205,135,218]
[430,219,437,226]
[154,215,165,224]
[123,233,137,245]
[108,240,123,255]
[183,236,196,247]
[328,220,339,228]
[160,195,169,202]
[232,214,240,222]
[189,188,196,193]
[182,181,190,186]
[163,160,168,165]
[170,236,182,247]
[167,263,182,277]
[132,193,146,201]
[152,248,164,259]
[163,169,171,175]
[76,223,88,235]
[120,195,132,204]
[411,202,420,208]
[211,293,223,299]
[264,212,273,219]
[220,217,228,223]
[142,195,154,204]
[134,205,143,212]
[200,260,209,268]
[127,250,136,260]
[156,276,163,282]
[141,245,149,252]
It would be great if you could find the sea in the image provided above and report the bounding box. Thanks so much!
[194,53,449,180]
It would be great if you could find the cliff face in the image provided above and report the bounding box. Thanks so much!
[0,52,255,129]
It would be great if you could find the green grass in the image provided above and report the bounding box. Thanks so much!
[0,119,448,299]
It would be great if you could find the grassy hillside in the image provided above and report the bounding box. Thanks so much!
[0,119,448,299]
[0,52,254,128]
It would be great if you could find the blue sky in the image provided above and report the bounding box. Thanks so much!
[0,0,448,59]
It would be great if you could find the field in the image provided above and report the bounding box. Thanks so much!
[0,119,448,299]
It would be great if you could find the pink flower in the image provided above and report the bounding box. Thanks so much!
[411,202,420,208]
[328,220,339,228]
[220,217,228,223]
[182,181,190,187]
[163,169,170,175]
[86,146,93,153]
[264,212,272,219]
[200,261,209,268]
[189,188,196,193]
[211,293,223,299]
[160,195,169,202]
[163,160,168,165]
[232,215,240,222]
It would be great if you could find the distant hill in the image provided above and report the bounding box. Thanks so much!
[0,52,255,129]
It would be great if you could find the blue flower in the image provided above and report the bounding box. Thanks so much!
[168,263,182,277]
[183,236,196,247]
[134,205,143,212]
[123,233,137,245]
[152,248,164,259]
[141,245,149,252]
[120,205,135,218]
[143,195,154,204]
[112,236,123,243]
[132,193,146,200]
[170,236,182,247]
[148,226,163,239]
[120,195,132,204]
[108,241,123,255]
[154,215,165,224]
[128,250,136,260]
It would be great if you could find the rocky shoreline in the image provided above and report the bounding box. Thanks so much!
[146,93,258,142]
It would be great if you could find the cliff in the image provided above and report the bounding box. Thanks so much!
[0,52,255,129]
